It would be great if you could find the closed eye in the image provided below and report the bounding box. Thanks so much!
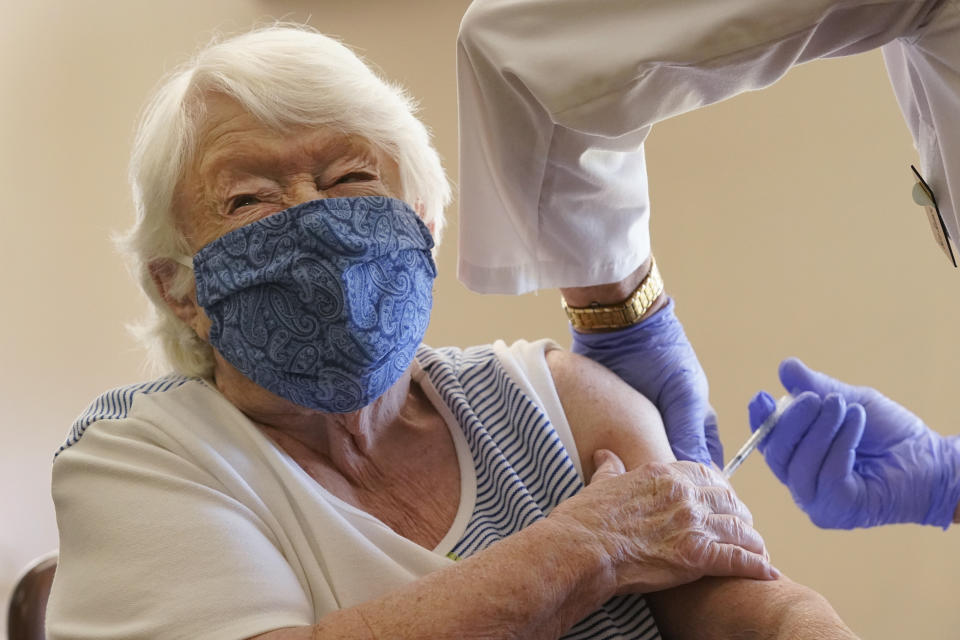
[332,171,377,186]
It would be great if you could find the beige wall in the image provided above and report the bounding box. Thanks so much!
[2,1,958,638]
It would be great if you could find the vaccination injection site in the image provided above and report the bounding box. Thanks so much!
[4,0,960,638]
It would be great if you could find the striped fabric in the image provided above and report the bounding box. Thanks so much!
[55,375,191,459]
[418,345,661,640]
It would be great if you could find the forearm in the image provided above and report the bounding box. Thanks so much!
[647,576,858,640]
[254,518,613,640]
[945,434,960,524]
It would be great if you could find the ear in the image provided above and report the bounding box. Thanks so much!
[148,258,204,331]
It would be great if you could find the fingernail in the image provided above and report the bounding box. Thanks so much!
[769,566,781,579]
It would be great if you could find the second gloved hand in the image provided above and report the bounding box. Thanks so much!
[749,358,960,529]
[571,298,721,466]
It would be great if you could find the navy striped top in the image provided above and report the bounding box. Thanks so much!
[419,344,661,640]
[55,375,190,459]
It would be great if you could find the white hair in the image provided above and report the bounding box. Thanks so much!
[118,24,451,378]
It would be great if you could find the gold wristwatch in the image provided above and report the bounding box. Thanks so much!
[561,257,664,331]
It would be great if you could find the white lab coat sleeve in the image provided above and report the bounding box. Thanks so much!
[457,0,953,294]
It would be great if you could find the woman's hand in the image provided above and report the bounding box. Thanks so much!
[550,450,778,595]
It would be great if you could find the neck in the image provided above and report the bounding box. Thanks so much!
[212,351,416,458]
[215,354,461,547]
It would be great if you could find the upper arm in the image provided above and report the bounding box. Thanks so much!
[545,347,674,478]
[48,421,312,640]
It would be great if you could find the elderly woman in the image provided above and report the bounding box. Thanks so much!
[47,26,856,640]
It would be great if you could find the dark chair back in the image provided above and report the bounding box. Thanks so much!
[7,552,57,640]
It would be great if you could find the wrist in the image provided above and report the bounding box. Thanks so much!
[559,257,652,307]
[943,435,960,525]
[929,434,960,528]
[560,256,667,333]
[538,512,617,605]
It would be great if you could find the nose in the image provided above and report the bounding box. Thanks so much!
[287,178,324,207]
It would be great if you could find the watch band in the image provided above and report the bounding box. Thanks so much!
[561,257,664,331]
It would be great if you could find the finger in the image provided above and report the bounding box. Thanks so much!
[590,449,626,484]
[703,543,780,581]
[704,408,724,468]
[658,367,713,465]
[818,403,866,491]
[779,357,855,399]
[761,392,821,484]
[785,393,846,505]
[748,391,777,434]
[706,513,767,556]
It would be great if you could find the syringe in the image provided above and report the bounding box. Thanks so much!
[722,395,794,479]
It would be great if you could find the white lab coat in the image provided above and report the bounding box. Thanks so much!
[457,0,960,294]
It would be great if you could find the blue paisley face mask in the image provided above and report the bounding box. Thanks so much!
[186,196,436,413]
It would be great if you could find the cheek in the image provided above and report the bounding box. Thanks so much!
[176,180,268,251]
[183,201,273,251]
[331,182,395,199]
[225,206,284,229]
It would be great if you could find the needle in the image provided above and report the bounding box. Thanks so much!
[723,395,794,479]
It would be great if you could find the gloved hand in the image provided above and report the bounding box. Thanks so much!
[749,357,960,529]
[571,298,721,466]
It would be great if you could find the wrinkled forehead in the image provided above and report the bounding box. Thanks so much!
[172,93,401,215]
[186,92,384,177]
[168,92,412,254]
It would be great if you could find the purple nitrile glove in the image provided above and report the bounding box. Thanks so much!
[748,357,960,529]
[571,298,721,466]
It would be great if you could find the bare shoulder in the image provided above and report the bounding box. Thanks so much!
[545,348,674,478]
